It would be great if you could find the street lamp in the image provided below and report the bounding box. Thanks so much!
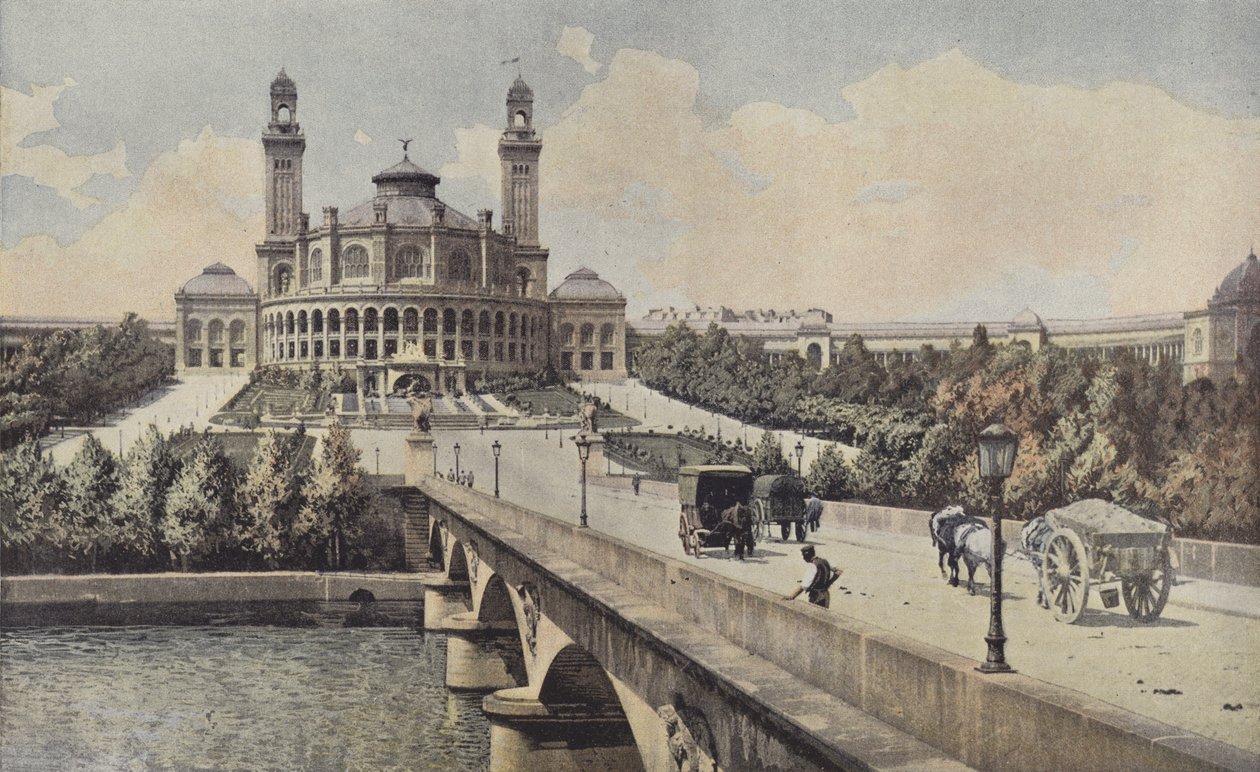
[374,447,380,475]
[976,422,1019,674]
[433,442,438,476]
[575,435,591,528]
[492,440,502,498]
[453,443,461,479]
[794,440,805,477]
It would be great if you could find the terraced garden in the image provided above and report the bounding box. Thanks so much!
[604,431,755,482]
[495,386,636,428]
[211,383,330,426]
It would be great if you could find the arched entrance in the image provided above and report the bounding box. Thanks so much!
[805,342,823,369]
[392,373,432,395]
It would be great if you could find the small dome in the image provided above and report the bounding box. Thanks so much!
[371,157,440,197]
[1010,308,1044,328]
[180,263,254,296]
[508,76,533,100]
[1210,251,1260,307]
[549,267,624,301]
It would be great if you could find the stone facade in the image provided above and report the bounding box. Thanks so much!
[174,262,257,371]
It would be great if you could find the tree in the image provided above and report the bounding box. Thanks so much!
[160,434,237,570]
[805,444,853,500]
[111,425,177,562]
[0,440,64,572]
[61,434,120,571]
[296,422,370,569]
[238,430,304,567]
[750,430,791,476]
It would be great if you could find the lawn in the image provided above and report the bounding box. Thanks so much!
[169,430,318,472]
[494,386,637,428]
[604,431,754,481]
[211,383,329,426]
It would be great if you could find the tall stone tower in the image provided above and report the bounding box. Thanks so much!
[257,69,306,298]
[498,76,548,298]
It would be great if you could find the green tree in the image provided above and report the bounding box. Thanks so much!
[750,430,791,476]
[238,430,304,567]
[111,425,177,562]
[160,434,237,570]
[61,434,121,571]
[296,422,370,569]
[0,440,65,572]
[805,444,853,500]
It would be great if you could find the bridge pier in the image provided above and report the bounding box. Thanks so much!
[440,611,525,691]
[482,687,645,772]
[403,431,434,486]
[421,576,469,630]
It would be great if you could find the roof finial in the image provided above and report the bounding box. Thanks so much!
[399,138,413,159]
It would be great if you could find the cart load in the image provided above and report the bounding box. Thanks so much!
[751,474,807,542]
[677,465,753,557]
[1039,498,1173,624]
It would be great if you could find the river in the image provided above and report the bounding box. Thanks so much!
[1,623,490,771]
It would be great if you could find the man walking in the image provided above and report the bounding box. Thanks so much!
[722,501,755,560]
[804,492,823,533]
[784,545,841,608]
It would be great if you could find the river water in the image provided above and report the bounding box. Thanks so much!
[1,624,490,771]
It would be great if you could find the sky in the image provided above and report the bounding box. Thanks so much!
[2,0,1258,322]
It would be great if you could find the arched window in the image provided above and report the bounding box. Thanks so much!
[560,323,574,346]
[580,323,594,346]
[309,248,323,282]
[479,311,491,336]
[363,307,379,332]
[448,249,472,282]
[327,309,340,332]
[403,308,419,333]
[344,308,359,332]
[423,308,438,333]
[443,308,457,335]
[461,309,475,335]
[342,244,370,279]
[494,311,505,336]
[312,309,323,333]
[297,311,308,334]
[509,313,518,337]
[514,111,527,128]
[600,323,615,347]
[1192,328,1204,355]
[209,319,226,344]
[277,105,292,123]
[284,313,295,335]
[383,308,398,333]
[395,245,424,279]
[229,320,246,345]
[185,319,202,341]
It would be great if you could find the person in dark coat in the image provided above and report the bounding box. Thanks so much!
[722,501,755,559]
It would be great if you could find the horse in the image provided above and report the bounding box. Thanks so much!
[929,506,971,580]
[1020,515,1053,608]
[952,518,993,595]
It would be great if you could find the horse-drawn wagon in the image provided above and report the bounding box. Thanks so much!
[751,474,807,542]
[677,465,753,557]
[1038,499,1173,624]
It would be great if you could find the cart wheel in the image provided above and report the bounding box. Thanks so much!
[1122,548,1172,622]
[752,500,768,541]
[689,532,703,558]
[1042,530,1090,623]
[795,522,806,542]
[678,515,692,557]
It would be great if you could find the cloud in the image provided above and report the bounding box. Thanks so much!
[354,129,373,145]
[1,78,130,209]
[556,26,602,74]
[447,46,1260,319]
[1,127,262,319]
[439,124,502,191]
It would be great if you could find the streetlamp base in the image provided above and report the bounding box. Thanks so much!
[976,660,1015,674]
[978,634,1015,673]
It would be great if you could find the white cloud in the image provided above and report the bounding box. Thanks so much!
[1,78,130,208]
[353,128,373,145]
[446,46,1260,320]
[556,26,602,74]
[439,124,501,192]
[1,127,262,319]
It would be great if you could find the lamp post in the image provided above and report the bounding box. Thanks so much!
[575,435,591,528]
[374,447,380,476]
[794,440,805,477]
[976,423,1019,674]
[492,440,502,498]
[433,443,438,476]
[453,443,461,479]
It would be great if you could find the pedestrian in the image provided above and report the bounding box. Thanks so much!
[804,492,823,533]
[784,545,841,608]
[466,469,474,489]
[447,468,456,482]
[722,501,755,560]
[632,473,641,496]
[458,470,467,486]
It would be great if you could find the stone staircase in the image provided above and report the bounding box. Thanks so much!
[398,488,431,571]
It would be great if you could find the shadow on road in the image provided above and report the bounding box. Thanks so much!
[1072,610,1198,629]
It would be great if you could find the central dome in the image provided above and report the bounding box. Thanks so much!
[179,262,254,296]
[1211,251,1260,307]
[550,267,624,301]
[371,157,440,198]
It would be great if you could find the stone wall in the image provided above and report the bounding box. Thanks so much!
[1,572,425,605]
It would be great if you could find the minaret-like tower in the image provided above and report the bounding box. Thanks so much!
[263,68,305,242]
[498,76,541,246]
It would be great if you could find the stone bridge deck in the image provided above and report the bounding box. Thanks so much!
[416,475,1257,771]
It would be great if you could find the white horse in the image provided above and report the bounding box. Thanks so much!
[952,518,992,595]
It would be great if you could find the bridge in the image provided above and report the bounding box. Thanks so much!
[402,435,1257,771]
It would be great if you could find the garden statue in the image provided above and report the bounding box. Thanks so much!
[407,391,433,433]
[579,397,598,436]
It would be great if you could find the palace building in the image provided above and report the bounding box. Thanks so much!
[172,70,627,393]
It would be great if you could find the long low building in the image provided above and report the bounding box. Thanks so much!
[0,316,176,362]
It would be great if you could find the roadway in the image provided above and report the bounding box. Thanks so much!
[391,421,1260,758]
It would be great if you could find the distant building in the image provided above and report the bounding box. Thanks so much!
[628,250,1260,385]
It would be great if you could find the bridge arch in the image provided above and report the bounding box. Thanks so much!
[427,524,444,571]
[447,539,469,581]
